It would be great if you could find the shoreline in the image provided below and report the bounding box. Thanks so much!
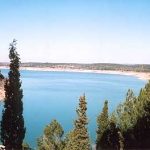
[0,66,149,101]
[0,66,150,81]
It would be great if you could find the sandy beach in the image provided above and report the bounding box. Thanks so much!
[18,67,150,81]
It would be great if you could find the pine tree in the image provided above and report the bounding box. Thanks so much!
[115,82,150,149]
[96,100,109,148]
[106,114,120,150]
[116,90,137,132]
[132,81,150,148]
[37,119,64,150]
[65,95,90,150]
[96,111,121,150]
[0,39,25,150]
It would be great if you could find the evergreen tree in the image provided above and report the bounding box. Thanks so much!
[116,90,137,132]
[65,95,90,150]
[22,143,32,150]
[116,82,150,149]
[96,112,120,150]
[63,131,76,150]
[132,81,150,149]
[96,100,109,147]
[133,101,150,148]
[0,40,25,150]
[106,115,120,150]
[37,119,64,150]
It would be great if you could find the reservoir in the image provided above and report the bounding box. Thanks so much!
[0,70,146,148]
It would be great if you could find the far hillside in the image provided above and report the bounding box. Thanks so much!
[0,63,150,72]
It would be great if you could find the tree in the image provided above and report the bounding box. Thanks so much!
[133,101,150,148]
[107,114,120,149]
[132,81,150,149]
[0,39,25,150]
[96,100,109,148]
[96,112,120,150]
[63,131,76,150]
[65,95,90,150]
[22,143,32,150]
[115,82,150,149]
[116,90,137,132]
[37,119,65,150]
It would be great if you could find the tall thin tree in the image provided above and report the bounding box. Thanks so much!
[64,95,90,150]
[74,95,90,150]
[1,39,25,149]
[96,100,109,143]
[96,100,109,149]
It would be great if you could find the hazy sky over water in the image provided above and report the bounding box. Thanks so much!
[0,0,150,64]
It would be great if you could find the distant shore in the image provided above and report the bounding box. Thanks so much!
[0,66,149,101]
[0,66,150,81]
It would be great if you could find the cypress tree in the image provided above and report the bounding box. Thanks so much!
[0,39,25,150]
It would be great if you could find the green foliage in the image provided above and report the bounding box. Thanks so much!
[22,143,32,150]
[63,131,76,150]
[65,95,90,150]
[0,39,25,150]
[96,100,109,146]
[130,81,150,149]
[116,89,137,132]
[96,104,120,150]
[115,81,150,149]
[37,119,64,150]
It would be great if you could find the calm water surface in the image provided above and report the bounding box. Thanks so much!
[0,70,146,148]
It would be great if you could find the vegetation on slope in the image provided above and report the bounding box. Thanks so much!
[1,62,150,72]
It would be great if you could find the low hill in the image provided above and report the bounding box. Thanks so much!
[1,63,150,72]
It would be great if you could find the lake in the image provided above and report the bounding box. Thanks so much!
[0,70,146,148]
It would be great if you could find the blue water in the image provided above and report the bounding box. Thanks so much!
[0,69,146,148]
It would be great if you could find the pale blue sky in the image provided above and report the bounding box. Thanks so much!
[0,0,150,64]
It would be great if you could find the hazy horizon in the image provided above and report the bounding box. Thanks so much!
[0,0,150,64]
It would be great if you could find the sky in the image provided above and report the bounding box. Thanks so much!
[0,0,150,64]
